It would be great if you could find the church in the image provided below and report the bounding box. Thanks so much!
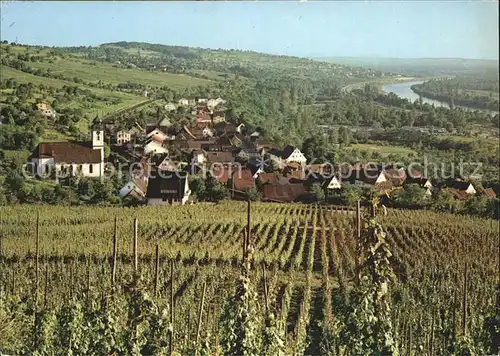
[29,118,105,178]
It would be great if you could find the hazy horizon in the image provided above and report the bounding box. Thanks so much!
[1,1,498,60]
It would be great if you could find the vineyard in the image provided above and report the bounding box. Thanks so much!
[0,201,498,355]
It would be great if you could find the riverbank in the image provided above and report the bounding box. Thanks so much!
[411,83,499,112]
[381,79,498,114]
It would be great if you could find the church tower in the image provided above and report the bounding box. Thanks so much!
[91,117,104,149]
[90,117,105,177]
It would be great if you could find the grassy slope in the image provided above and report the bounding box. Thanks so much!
[352,143,416,156]
[1,66,149,130]
[27,57,212,89]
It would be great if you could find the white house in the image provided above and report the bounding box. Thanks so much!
[207,97,225,108]
[118,176,147,199]
[146,129,167,143]
[144,140,168,155]
[269,146,307,165]
[116,130,132,145]
[202,127,214,138]
[326,176,342,190]
[192,150,207,165]
[146,172,191,205]
[178,98,189,106]
[164,103,176,111]
[236,123,245,134]
[29,119,105,178]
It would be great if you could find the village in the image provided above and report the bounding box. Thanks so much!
[27,96,497,206]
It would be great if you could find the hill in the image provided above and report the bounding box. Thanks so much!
[0,41,389,149]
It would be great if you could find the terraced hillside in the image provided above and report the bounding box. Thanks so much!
[1,202,497,354]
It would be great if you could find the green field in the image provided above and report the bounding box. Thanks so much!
[352,143,416,156]
[27,57,212,89]
[1,66,148,127]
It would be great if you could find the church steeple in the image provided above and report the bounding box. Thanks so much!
[91,117,104,149]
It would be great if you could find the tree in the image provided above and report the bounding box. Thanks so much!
[243,188,261,202]
[341,184,363,206]
[204,175,229,202]
[432,190,459,213]
[302,135,327,162]
[395,184,428,207]
[189,175,206,202]
[338,126,351,146]
[91,179,117,204]
[463,196,489,217]
[4,169,25,197]
[311,183,325,202]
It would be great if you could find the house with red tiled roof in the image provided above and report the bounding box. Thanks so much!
[441,180,476,200]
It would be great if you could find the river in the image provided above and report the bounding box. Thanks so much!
[381,80,497,114]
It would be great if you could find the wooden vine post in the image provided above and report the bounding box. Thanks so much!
[170,259,175,355]
[355,200,361,285]
[154,240,160,297]
[111,217,118,291]
[43,264,49,309]
[497,229,500,315]
[34,211,40,349]
[262,263,269,314]
[462,261,468,337]
[246,199,251,253]
[0,211,3,299]
[35,211,40,306]
[195,282,207,355]
[133,218,138,272]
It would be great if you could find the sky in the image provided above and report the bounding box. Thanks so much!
[0,1,498,60]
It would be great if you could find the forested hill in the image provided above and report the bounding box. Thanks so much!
[80,41,386,83]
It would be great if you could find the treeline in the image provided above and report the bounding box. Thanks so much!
[411,76,499,111]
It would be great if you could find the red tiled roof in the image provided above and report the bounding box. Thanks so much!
[373,181,394,193]
[131,176,148,195]
[232,169,255,191]
[446,188,470,200]
[307,163,331,175]
[263,183,307,202]
[196,113,212,123]
[385,168,407,186]
[407,167,423,179]
[206,151,235,164]
[478,187,497,198]
[257,173,279,185]
[283,168,306,181]
[211,166,231,183]
[31,142,101,164]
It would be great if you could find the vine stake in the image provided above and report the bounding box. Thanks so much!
[133,218,138,272]
[195,281,207,355]
[154,239,159,297]
[111,216,117,291]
